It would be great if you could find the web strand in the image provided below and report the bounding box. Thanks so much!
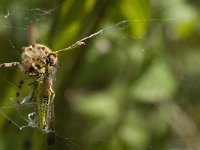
[53,18,179,54]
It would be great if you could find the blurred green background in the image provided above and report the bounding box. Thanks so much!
[0,0,200,150]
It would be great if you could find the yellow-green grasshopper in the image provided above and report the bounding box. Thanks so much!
[31,54,57,145]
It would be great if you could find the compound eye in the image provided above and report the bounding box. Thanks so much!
[47,53,57,66]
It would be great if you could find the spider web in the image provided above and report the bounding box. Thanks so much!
[0,19,148,147]
[0,1,198,149]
